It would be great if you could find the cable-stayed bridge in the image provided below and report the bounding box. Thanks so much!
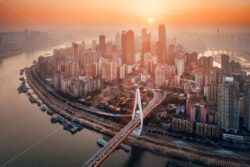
[83,89,166,167]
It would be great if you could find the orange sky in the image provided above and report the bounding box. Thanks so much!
[1,0,250,27]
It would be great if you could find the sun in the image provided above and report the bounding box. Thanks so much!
[147,18,153,24]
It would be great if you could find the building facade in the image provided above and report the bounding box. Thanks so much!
[218,77,240,131]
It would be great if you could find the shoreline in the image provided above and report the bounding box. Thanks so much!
[25,65,249,167]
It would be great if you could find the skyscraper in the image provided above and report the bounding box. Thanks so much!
[141,28,147,43]
[69,62,79,78]
[141,28,151,53]
[99,34,106,57]
[141,28,151,67]
[218,77,240,131]
[154,64,176,88]
[70,42,80,78]
[167,44,175,65]
[141,28,147,66]
[204,84,217,104]
[121,30,135,65]
[244,82,250,131]
[174,55,184,76]
[158,24,167,64]
[72,42,79,62]
[221,54,229,72]
[121,31,127,64]
[127,30,135,65]
[114,32,120,48]
[199,56,213,68]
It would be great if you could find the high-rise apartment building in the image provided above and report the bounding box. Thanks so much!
[221,54,229,72]
[72,42,79,62]
[243,82,250,131]
[218,77,240,131]
[155,64,175,88]
[121,30,135,65]
[158,24,167,64]
[199,56,213,68]
[174,55,184,76]
[204,84,217,104]
[141,28,151,67]
[99,34,106,57]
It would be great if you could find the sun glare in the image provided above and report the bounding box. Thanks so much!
[147,18,153,24]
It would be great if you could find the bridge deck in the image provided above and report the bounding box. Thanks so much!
[83,91,166,167]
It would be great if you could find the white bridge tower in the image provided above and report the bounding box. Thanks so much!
[132,88,143,136]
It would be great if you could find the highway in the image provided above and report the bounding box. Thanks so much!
[27,66,166,167]
[29,66,131,118]
[83,90,167,167]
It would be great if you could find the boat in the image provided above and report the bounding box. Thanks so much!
[17,84,28,93]
[19,77,25,82]
[63,122,71,131]
[63,120,82,134]
[46,108,53,115]
[51,116,60,123]
[97,138,108,147]
[27,92,37,103]
[69,121,82,130]
[22,86,28,93]
[28,95,36,103]
[40,105,47,112]
[20,69,25,75]
[58,117,66,125]
[51,116,82,134]
[36,99,42,106]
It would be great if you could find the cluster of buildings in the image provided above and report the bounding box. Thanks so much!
[37,40,134,97]
[161,53,249,141]
[183,54,250,136]
[36,24,250,139]
[36,24,174,98]
[171,118,220,139]
[0,29,55,57]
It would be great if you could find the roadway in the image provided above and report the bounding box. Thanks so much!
[29,66,131,118]
[83,90,167,167]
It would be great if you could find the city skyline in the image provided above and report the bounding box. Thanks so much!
[1,1,250,167]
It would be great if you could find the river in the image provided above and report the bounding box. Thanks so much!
[0,45,180,167]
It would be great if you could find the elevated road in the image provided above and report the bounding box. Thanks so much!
[83,90,167,167]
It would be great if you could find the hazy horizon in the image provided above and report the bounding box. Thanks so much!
[1,0,250,33]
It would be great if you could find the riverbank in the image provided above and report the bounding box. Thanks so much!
[25,65,250,167]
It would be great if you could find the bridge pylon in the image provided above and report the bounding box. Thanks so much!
[132,88,143,136]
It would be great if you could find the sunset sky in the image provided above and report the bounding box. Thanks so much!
[1,0,250,28]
